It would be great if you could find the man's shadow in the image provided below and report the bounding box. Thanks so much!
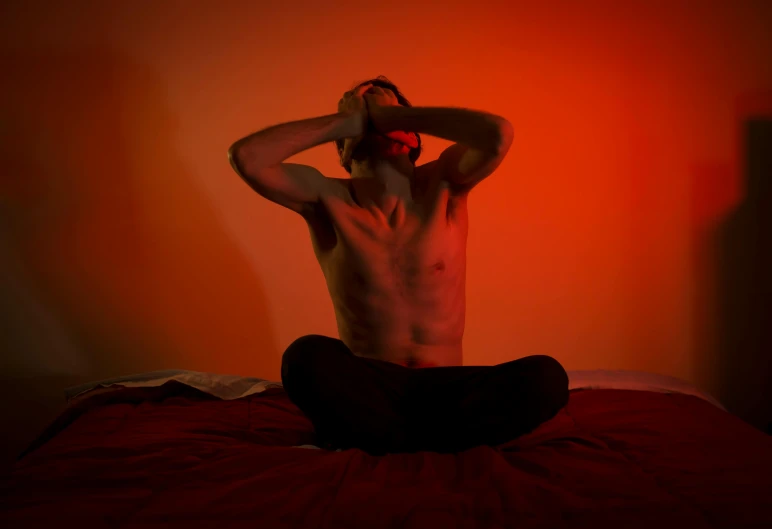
[694,115,772,434]
[0,45,281,464]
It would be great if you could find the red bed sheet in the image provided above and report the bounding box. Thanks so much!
[1,381,771,529]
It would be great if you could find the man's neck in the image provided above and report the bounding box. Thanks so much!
[351,158,413,202]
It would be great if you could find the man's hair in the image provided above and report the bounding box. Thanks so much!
[335,75,423,174]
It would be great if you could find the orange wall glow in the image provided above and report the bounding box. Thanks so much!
[1,0,771,444]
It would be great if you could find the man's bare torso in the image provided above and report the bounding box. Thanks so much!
[304,161,468,367]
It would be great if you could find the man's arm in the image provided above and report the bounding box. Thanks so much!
[228,111,361,215]
[368,105,514,194]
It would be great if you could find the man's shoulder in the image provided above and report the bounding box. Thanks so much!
[415,159,442,180]
[415,159,468,205]
[312,176,357,203]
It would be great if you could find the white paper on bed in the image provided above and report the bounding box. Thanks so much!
[65,368,726,411]
[65,370,282,402]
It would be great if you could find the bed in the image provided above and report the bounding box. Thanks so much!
[1,369,771,528]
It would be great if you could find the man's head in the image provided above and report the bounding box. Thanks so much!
[335,76,422,174]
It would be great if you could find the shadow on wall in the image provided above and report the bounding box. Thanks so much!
[0,47,278,386]
[712,118,772,433]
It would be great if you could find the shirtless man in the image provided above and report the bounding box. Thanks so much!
[228,77,569,455]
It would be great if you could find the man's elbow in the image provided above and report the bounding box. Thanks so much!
[493,118,514,155]
[227,144,245,177]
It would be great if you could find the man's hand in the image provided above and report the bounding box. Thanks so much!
[364,87,419,149]
[338,84,372,168]
[362,85,401,109]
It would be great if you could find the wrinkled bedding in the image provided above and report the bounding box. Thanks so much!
[62,369,728,410]
[1,374,770,528]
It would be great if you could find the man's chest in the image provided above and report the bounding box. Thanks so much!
[321,185,463,250]
[322,220,466,304]
[308,192,465,289]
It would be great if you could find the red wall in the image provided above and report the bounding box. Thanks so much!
[1,0,770,463]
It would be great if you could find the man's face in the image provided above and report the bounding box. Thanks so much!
[353,128,411,163]
[362,86,418,151]
[339,84,418,170]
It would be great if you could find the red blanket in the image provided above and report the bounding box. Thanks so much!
[2,382,771,528]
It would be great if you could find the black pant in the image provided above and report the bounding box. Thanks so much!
[281,335,569,455]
